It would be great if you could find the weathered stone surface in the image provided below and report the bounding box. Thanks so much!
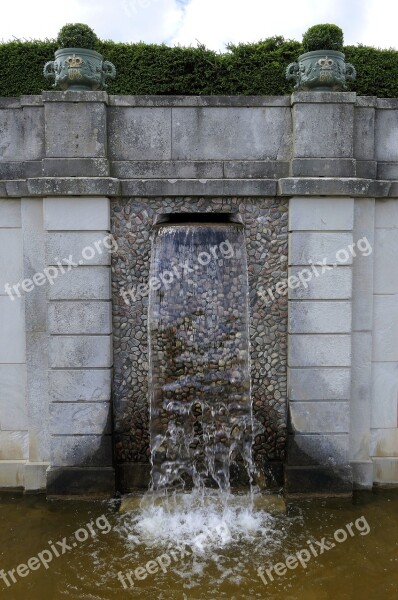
[46,466,115,497]
[291,92,357,105]
[289,334,351,367]
[354,107,375,161]
[28,178,119,197]
[49,403,111,435]
[375,109,398,161]
[46,232,111,266]
[51,435,113,466]
[289,301,352,334]
[351,461,374,490]
[48,301,112,335]
[0,431,28,460]
[172,107,292,160]
[21,199,47,332]
[42,158,110,177]
[370,429,398,457]
[108,95,290,107]
[288,434,349,465]
[291,158,356,177]
[43,91,108,103]
[0,108,24,161]
[49,335,112,368]
[288,367,351,400]
[0,364,27,429]
[356,161,377,179]
[44,197,110,231]
[223,160,289,179]
[112,160,223,179]
[0,296,25,363]
[352,198,375,331]
[26,332,50,463]
[24,462,49,491]
[377,163,398,180]
[0,461,25,488]
[285,465,352,494]
[371,362,398,428]
[350,331,372,463]
[289,232,353,266]
[373,295,398,361]
[49,369,111,401]
[45,102,107,158]
[0,199,21,227]
[375,198,398,228]
[374,229,398,294]
[108,107,172,160]
[279,178,390,198]
[0,162,25,179]
[289,402,350,433]
[289,197,354,231]
[288,266,352,300]
[48,266,111,300]
[0,228,23,292]
[293,102,354,158]
[372,458,398,483]
[23,105,44,161]
[120,178,277,197]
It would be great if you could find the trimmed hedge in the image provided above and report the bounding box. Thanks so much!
[0,36,398,97]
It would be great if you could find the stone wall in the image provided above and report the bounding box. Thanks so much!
[0,91,397,495]
[111,196,288,489]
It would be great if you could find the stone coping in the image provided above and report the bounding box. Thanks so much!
[0,177,395,197]
[0,92,394,109]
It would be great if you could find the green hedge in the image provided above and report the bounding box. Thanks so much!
[1,36,398,97]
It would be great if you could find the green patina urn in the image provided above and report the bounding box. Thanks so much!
[44,47,116,91]
[286,49,356,91]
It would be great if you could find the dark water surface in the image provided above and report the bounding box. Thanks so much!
[0,488,397,600]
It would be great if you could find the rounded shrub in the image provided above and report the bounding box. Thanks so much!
[302,24,344,52]
[56,23,98,50]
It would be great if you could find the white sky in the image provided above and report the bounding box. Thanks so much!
[0,0,396,51]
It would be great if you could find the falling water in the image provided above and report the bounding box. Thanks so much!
[148,215,254,495]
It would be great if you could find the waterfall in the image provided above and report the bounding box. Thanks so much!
[148,215,254,495]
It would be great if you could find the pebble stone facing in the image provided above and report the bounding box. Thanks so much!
[111,197,288,469]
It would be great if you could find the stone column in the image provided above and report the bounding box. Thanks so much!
[22,198,51,491]
[44,197,114,496]
[42,91,109,178]
[291,91,356,177]
[0,198,28,488]
[286,196,354,494]
[349,199,375,488]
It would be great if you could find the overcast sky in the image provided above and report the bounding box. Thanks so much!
[1,0,396,51]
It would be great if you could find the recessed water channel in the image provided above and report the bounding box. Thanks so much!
[147,213,254,493]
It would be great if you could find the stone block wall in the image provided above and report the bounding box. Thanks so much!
[0,91,397,495]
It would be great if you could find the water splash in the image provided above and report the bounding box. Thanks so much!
[126,217,271,551]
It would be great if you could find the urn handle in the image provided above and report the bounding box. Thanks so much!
[102,60,116,83]
[43,60,56,83]
[286,62,299,82]
[345,62,357,82]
